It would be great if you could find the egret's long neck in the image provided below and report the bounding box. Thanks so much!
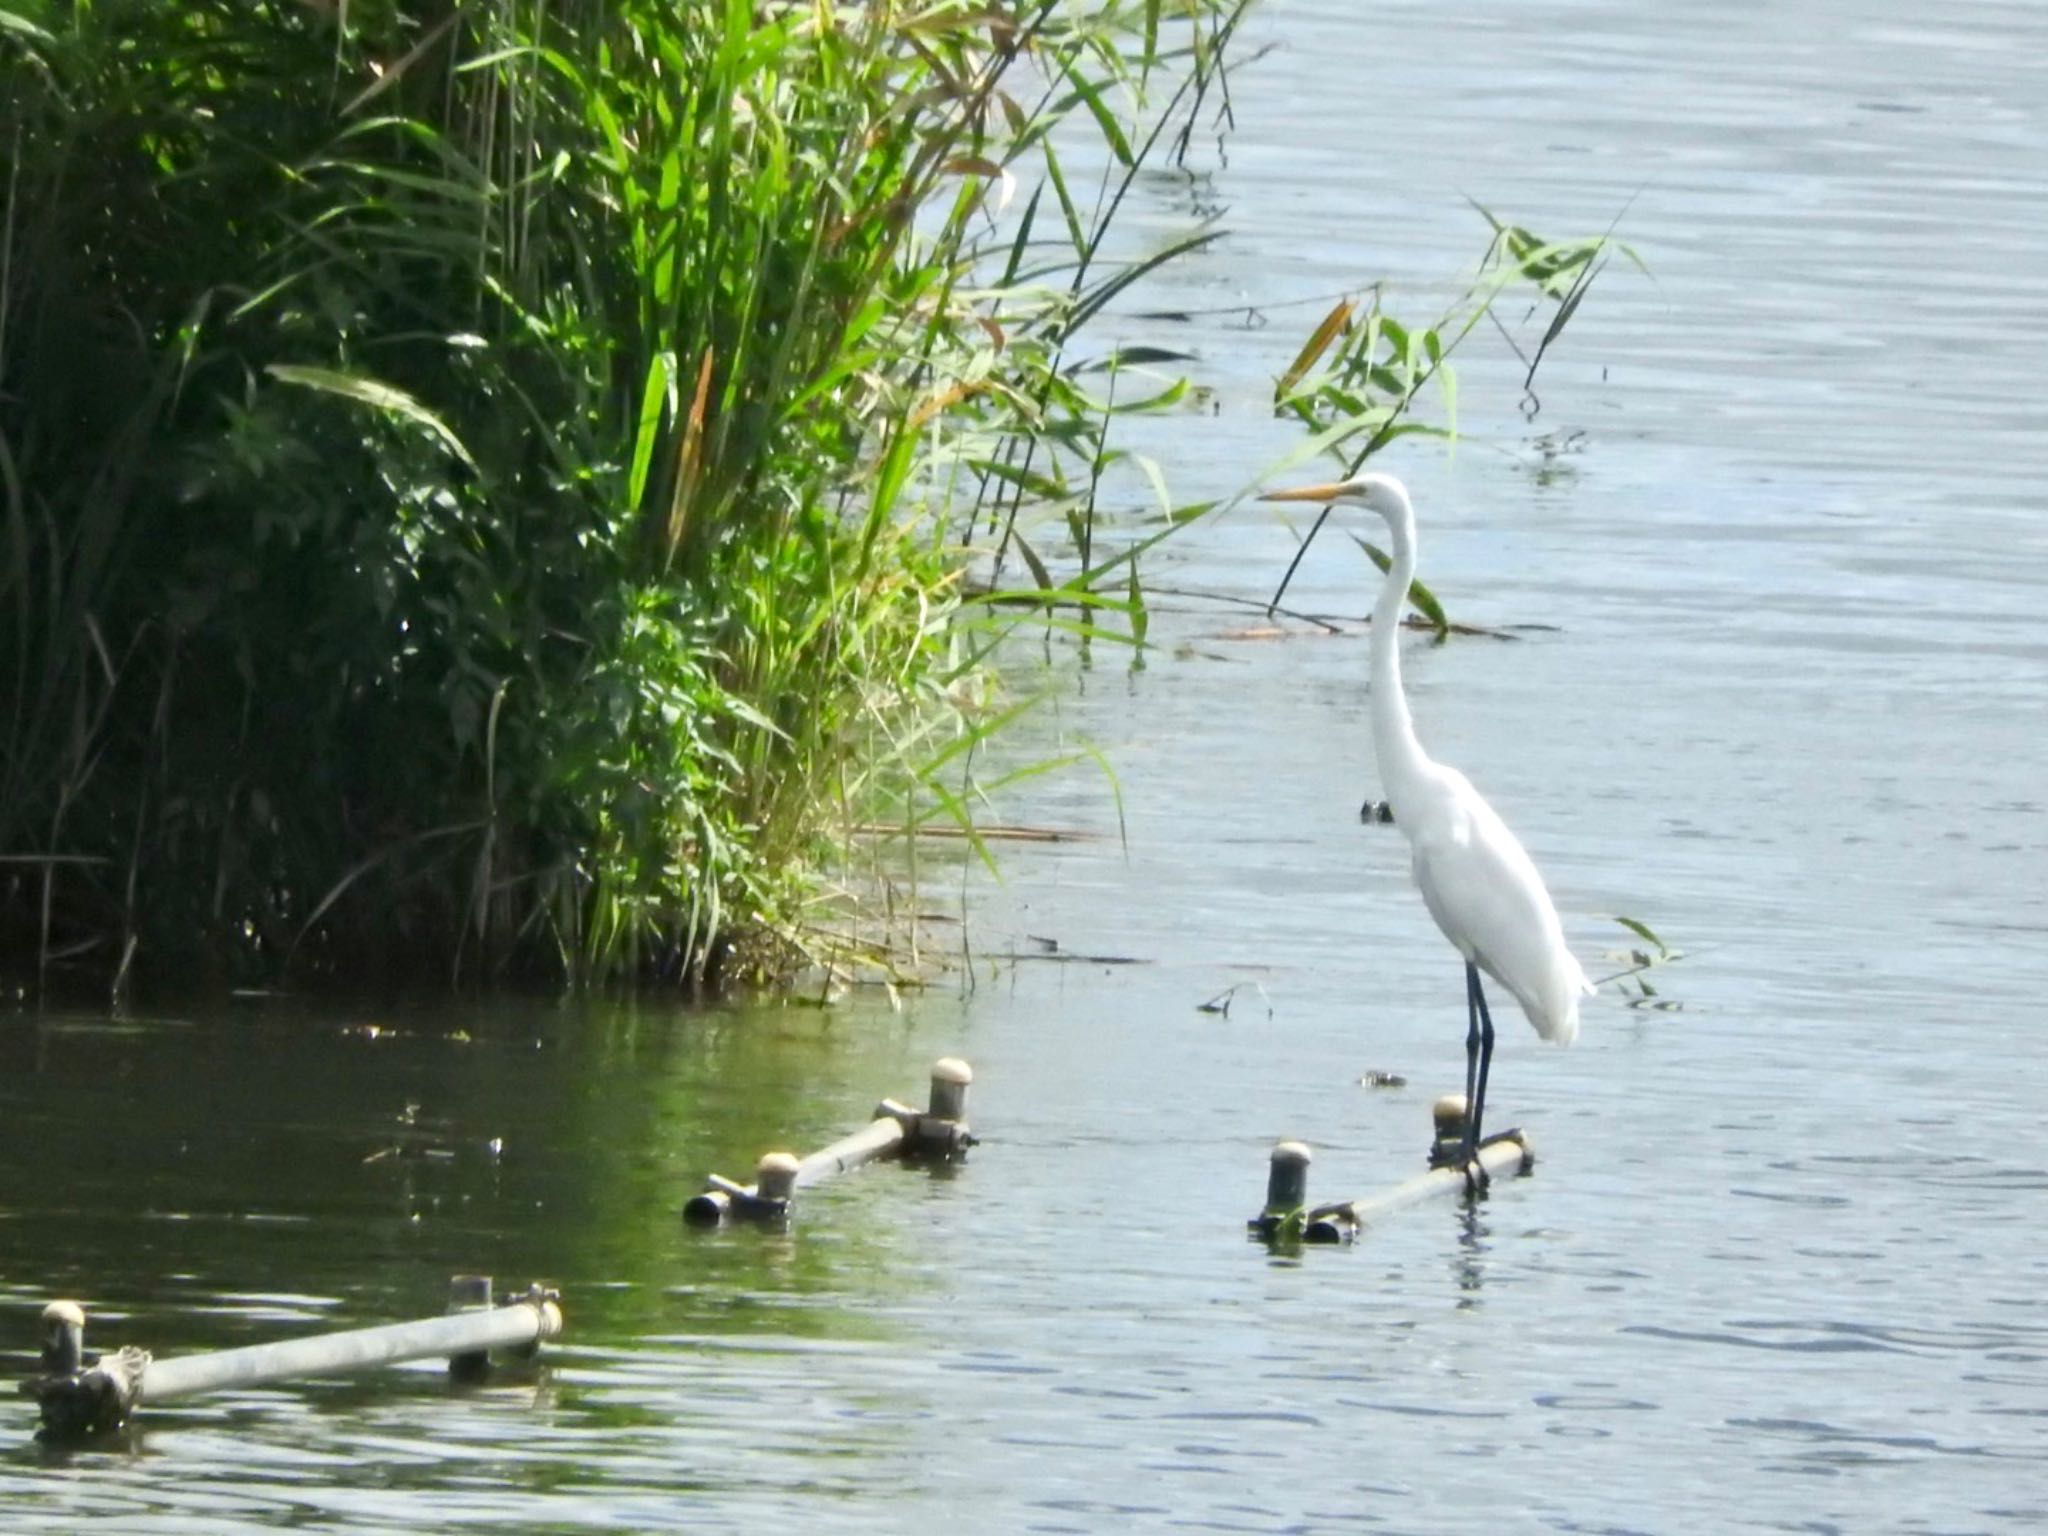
[1371,501,1433,808]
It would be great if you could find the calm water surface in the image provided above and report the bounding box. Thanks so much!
[7,1,2048,1530]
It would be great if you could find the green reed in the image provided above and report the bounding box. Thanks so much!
[0,0,1250,992]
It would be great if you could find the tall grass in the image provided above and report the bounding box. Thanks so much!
[0,0,1249,994]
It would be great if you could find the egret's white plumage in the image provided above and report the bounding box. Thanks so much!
[1404,764,1587,1043]
[1264,471,1592,1160]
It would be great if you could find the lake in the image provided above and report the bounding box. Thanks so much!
[6,0,2047,1529]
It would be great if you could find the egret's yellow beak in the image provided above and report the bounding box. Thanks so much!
[1260,481,1348,504]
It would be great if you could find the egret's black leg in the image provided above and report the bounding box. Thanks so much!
[1453,964,1499,1194]
[1469,972,1497,1157]
[1461,961,1482,1145]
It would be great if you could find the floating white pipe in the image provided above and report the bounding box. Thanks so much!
[684,1057,974,1225]
[139,1292,561,1403]
[1306,1134,1532,1243]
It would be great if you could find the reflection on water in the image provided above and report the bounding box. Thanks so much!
[7,0,2048,1528]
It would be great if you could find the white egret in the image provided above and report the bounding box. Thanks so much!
[1263,472,1592,1182]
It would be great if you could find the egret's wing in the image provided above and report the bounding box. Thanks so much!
[1408,788,1584,1042]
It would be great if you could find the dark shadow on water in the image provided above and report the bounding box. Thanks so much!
[1453,1201,1492,1308]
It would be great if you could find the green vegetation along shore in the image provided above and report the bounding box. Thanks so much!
[0,0,1250,996]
